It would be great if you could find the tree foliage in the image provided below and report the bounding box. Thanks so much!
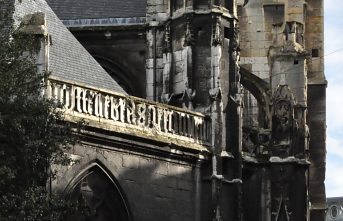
[0,3,88,220]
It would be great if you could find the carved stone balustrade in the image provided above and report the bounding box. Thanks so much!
[45,77,211,151]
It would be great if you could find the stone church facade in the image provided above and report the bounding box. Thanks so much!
[11,0,326,220]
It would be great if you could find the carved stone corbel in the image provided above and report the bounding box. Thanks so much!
[161,93,174,104]
[163,21,171,53]
[229,24,240,67]
[283,21,305,53]
[209,87,222,101]
[181,88,196,110]
[184,15,194,47]
[212,15,223,46]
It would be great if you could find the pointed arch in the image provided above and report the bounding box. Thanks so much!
[65,161,133,221]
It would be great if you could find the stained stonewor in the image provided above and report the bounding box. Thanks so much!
[10,0,327,220]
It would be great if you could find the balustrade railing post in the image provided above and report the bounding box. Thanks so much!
[172,112,178,134]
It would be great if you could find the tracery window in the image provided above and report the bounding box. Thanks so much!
[70,167,131,221]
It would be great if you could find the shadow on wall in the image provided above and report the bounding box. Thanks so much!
[61,149,200,221]
[68,165,132,221]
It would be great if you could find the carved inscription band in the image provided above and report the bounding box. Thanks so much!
[46,79,210,145]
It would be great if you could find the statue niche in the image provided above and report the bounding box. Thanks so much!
[274,100,292,145]
[271,85,296,157]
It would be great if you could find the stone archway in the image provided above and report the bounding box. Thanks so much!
[67,163,132,221]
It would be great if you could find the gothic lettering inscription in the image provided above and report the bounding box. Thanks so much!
[46,80,209,144]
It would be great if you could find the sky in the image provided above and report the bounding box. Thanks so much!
[324,0,343,197]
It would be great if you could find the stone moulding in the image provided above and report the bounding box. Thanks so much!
[62,17,146,28]
[45,77,211,152]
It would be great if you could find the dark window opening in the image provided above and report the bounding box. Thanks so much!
[224,0,234,12]
[213,0,221,6]
[173,0,184,11]
[330,205,339,219]
[294,60,299,65]
[185,0,192,7]
[312,49,319,58]
[224,27,230,39]
[194,0,210,9]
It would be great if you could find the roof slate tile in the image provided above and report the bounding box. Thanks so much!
[14,0,127,94]
[46,0,146,20]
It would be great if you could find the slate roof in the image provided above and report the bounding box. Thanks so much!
[46,0,146,20]
[14,0,127,94]
[0,0,14,38]
[327,197,343,203]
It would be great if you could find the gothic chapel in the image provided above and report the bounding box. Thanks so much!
[8,0,326,220]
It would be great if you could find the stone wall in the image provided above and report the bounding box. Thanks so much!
[238,1,325,220]
[308,84,326,221]
[305,0,326,218]
[46,0,326,220]
[53,134,202,221]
